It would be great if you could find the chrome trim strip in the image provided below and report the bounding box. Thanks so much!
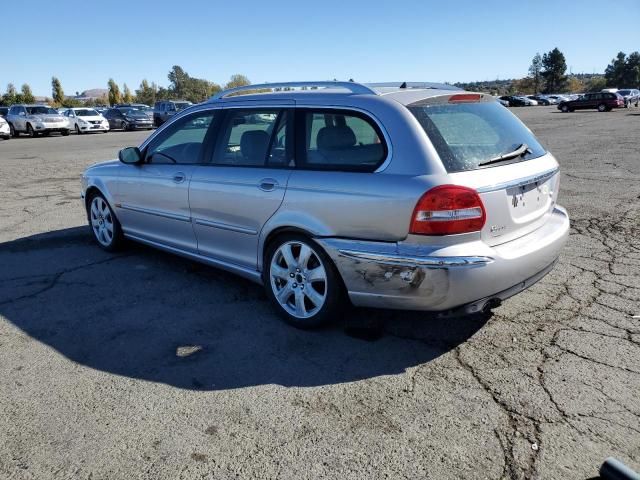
[193,218,257,235]
[476,167,559,193]
[124,233,263,283]
[120,203,191,223]
[337,249,493,268]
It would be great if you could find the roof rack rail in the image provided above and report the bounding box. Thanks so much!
[209,81,377,101]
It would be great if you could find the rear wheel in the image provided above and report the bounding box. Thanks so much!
[87,192,124,252]
[264,234,344,329]
[597,103,607,112]
[61,129,70,136]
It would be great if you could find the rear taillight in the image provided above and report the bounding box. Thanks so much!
[410,185,486,235]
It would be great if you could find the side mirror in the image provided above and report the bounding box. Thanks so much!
[119,147,142,164]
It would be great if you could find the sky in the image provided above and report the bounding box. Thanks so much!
[2,0,639,97]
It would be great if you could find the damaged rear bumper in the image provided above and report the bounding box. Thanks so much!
[316,206,569,313]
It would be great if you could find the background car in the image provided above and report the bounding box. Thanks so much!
[153,100,193,126]
[0,116,10,139]
[0,106,9,117]
[5,104,70,137]
[498,95,530,107]
[64,107,110,134]
[558,92,624,112]
[527,94,553,105]
[617,89,640,107]
[116,103,154,123]
[103,107,153,130]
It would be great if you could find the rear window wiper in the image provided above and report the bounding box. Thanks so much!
[478,143,532,167]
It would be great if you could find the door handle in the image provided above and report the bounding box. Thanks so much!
[173,172,186,184]
[258,178,279,192]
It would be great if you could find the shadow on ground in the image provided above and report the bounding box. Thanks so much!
[0,227,489,391]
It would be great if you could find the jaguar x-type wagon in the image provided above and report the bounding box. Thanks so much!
[81,81,569,328]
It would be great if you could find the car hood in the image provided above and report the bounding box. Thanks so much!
[28,114,65,122]
[77,116,106,121]
[124,113,149,119]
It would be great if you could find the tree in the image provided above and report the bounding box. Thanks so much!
[122,83,133,103]
[21,84,35,104]
[107,78,122,106]
[167,65,222,102]
[541,48,568,93]
[51,77,65,104]
[135,79,158,106]
[528,53,543,94]
[585,76,607,92]
[605,52,627,87]
[512,77,535,95]
[623,51,640,87]
[566,77,585,93]
[224,74,250,90]
[1,83,18,106]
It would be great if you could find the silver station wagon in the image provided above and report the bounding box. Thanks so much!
[81,81,569,328]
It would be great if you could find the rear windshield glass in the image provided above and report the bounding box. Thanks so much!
[408,101,546,172]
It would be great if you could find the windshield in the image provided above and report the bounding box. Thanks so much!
[75,109,99,117]
[175,102,191,111]
[27,106,58,115]
[618,90,631,96]
[119,107,143,115]
[408,100,546,172]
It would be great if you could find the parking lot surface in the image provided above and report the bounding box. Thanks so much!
[0,108,639,479]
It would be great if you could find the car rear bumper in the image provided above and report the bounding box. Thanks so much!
[317,205,570,312]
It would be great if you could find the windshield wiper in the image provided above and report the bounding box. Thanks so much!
[479,143,532,167]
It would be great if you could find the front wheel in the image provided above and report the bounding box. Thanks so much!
[87,193,124,252]
[561,104,569,113]
[61,129,70,136]
[597,103,607,112]
[75,124,81,135]
[9,124,17,137]
[122,121,129,131]
[27,123,36,137]
[264,234,344,329]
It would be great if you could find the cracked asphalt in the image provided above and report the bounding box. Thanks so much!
[0,107,639,479]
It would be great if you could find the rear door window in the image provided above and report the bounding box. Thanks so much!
[408,99,546,172]
[212,109,285,167]
[299,109,386,171]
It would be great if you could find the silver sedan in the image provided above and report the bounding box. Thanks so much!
[81,81,569,328]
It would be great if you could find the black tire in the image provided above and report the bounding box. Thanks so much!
[75,124,81,135]
[61,129,70,136]
[122,121,129,131]
[27,123,36,137]
[597,103,607,112]
[561,104,569,113]
[42,131,50,137]
[9,123,17,137]
[263,233,344,329]
[86,191,124,252]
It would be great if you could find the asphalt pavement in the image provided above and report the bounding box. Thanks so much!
[0,107,638,479]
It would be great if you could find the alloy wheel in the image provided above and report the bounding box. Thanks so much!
[90,196,115,247]
[270,241,327,319]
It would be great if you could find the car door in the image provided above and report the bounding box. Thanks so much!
[189,106,294,268]
[14,106,27,131]
[115,109,220,252]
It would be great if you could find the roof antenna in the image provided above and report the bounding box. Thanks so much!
[400,82,407,89]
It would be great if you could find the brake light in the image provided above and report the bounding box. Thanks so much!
[410,185,486,235]
[448,94,482,103]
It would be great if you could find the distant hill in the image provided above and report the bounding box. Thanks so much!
[79,88,108,99]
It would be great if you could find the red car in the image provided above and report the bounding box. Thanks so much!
[558,92,625,112]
